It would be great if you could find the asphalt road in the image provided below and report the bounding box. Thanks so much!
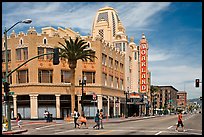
[15,113,202,135]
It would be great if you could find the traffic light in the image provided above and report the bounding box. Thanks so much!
[4,82,10,101]
[53,48,59,65]
[195,79,199,87]
[200,96,202,100]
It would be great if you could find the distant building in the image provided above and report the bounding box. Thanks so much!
[153,86,178,114]
[177,91,187,110]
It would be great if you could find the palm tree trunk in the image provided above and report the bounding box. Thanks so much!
[70,68,75,114]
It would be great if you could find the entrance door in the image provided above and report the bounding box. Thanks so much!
[61,108,70,118]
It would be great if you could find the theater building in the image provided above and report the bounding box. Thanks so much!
[2,6,150,119]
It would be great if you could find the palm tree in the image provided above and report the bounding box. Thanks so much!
[150,85,159,116]
[58,37,97,114]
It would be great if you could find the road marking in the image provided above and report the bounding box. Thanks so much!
[35,123,63,130]
[95,130,113,135]
[167,126,173,129]
[155,131,162,135]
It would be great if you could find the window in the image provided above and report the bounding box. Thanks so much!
[23,48,28,60]
[109,57,113,68]
[20,39,23,45]
[102,54,107,65]
[112,12,116,37]
[102,73,107,86]
[123,43,126,51]
[16,48,22,61]
[89,51,95,62]
[46,48,53,60]
[43,38,47,44]
[99,29,104,39]
[134,52,137,60]
[109,75,113,87]
[16,70,29,83]
[114,77,119,88]
[61,70,71,83]
[120,63,124,71]
[115,60,118,70]
[97,12,108,22]
[38,47,44,59]
[120,79,123,90]
[83,71,95,84]
[177,95,179,99]
[2,51,5,62]
[38,70,53,83]
[115,43,122,51]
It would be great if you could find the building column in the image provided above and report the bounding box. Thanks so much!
[113,97,116,117]
[30,94,38,119]
[12,95,17,118]
[97,94,102,111]
[55,94,61,119]
[77,95,82,114]
[107,96,110,117]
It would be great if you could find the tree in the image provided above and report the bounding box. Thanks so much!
[58,37,97,113]
[150,85,159,116]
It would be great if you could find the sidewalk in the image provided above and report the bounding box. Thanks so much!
[2,115,161,135]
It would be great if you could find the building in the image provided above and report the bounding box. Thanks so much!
[2,6,150,119]
[153,86,178,115]
[177,91,187,111]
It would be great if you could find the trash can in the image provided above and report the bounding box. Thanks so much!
[50,114,53,122]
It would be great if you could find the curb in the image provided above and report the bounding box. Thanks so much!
[2,129,28,135]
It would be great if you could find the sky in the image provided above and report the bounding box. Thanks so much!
[2,2,202,99]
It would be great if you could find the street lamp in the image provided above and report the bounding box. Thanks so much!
[124,87,129,118]
[79,75,87,113]
[3,19,32,131]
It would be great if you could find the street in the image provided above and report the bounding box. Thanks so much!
[11,113,202,135]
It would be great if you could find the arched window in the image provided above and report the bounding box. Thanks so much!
[43,38,47,45]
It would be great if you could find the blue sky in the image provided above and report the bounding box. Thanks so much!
[2,2,202,99]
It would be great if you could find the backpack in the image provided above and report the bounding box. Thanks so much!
[77,112,80,117]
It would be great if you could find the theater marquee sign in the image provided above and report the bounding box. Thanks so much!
[140,43,148,93]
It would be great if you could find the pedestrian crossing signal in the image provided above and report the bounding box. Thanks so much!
[195,79,199,88]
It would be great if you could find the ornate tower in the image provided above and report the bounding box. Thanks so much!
[92,6,125,44]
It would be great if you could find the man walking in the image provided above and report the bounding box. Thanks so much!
[99,109,104,129]
[175,111,185,132]
[93,109,100,130]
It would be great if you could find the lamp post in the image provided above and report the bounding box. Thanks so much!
[124,87,129,118]
[79,76,87,113]
[3,19,32,131]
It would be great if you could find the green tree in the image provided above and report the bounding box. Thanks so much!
[58,37,97,113]
[150,85,159,115]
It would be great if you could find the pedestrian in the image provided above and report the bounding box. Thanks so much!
[73,108,80,128]
[16,113,22,129]
[175,111,185,132]
[93,109,100,130]
[99,109,104,129]
[44,110,48,122]
[80,111,88,129]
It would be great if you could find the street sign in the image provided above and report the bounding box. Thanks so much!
[9,92,14,95]
[169,99,173,102]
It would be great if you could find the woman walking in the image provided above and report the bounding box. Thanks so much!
[93,109,100,130]
[16,113,22,129]
[80,111,88,129]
